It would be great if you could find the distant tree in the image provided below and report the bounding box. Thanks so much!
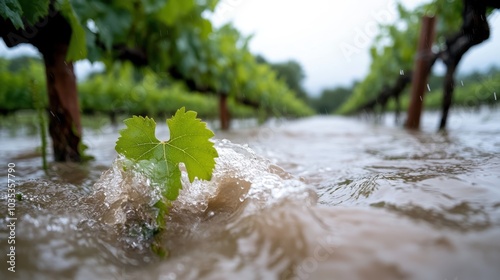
[268,60,309,101]
[255,54,267,64]
[6,55,42,72]
[255,55,310,102]
[312,87,352,114]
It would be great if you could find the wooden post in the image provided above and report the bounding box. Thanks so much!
[219,94,230,130]
[405,16,436,129]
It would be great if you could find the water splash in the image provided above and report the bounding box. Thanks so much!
[86,140,316,237]
[174,139,316,217]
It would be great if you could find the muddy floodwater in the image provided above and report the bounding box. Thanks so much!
[1,108,500,280]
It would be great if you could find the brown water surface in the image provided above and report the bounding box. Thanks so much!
[1,108,500,279]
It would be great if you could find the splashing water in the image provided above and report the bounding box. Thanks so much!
[83,139,316,245]
[2,111,500,279]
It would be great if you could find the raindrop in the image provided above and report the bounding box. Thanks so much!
[494,92,497,101]
[400,69,404,75]
[427,84,431,91]
[420,96,423,101]
[461,80,464,86]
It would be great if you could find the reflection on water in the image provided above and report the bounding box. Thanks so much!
[1,108,500,279]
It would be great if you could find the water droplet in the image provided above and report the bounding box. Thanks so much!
[400,69,404,75]
[420,96,423,101]
[239,195,246,202]
[494,92,497,101]
[427,84,431,91]
[208,211,215,217]
[461,80,464,86]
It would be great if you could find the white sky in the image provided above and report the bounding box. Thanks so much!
[211,0,500,96]
[1,0,499,97]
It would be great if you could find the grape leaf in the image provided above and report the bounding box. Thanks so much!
[18,0,49,25]
[115,107,218,201]
[0,0,23,29]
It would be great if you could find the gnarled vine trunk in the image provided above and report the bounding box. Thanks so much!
[0,6,82,162]
[439,0,492,129]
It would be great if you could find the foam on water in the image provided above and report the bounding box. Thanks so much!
[175,139,316,216]
[88,156,161,226]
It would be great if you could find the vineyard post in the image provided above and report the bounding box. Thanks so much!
[219,94,230,130]
[405,16,436,129]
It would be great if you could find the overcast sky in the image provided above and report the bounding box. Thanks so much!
[1,0,499,97]
[211,0,500,96]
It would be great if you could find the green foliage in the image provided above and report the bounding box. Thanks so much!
[18,0,50,25]
[115,108,218,229]
[312,86,354,114]
[257,57,310,102]
[384,68,500,111]
[0,56,47,113]
[0,0,23,29]
[59,0,87,61]
[1,0,313,118]
[0,0,50,28]
[338,0,465,115]
[69,0,312,116]
[78,61,257,119]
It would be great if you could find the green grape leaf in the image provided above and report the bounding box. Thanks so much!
[18,0,49,25]
[115,107,218,201]
[59,0,87,61]
[0,0,23,29]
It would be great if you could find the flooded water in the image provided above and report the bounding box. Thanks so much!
[1,108,500,280]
